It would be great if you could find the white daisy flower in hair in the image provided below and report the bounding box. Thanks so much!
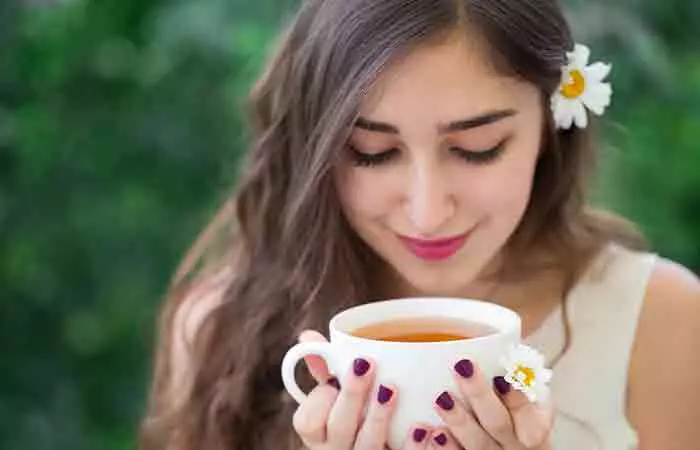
[551,43,613,130]
[500,343,553,403]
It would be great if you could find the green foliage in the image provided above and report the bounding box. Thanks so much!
[1,1,284,448]
[567,0,700,270]
[0,0,698,449]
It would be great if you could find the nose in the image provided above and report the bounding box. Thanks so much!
[403,161,456,236]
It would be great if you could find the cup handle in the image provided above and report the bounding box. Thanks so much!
[281,341,338,404]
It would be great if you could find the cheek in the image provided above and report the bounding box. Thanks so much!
[462,153,537,222]
[336,170,393,223]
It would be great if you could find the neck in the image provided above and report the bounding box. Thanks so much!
[374,257,566,324]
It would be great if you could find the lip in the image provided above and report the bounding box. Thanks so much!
[398,231,471,261]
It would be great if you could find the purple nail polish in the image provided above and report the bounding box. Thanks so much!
[454,359,474,378]
[494,376,512,395]
[413,428,427,443]
[434,433,448,446]
[327,377,341,390]
[377,385,393,404]
[435,391,454,411]
[353,358,370,376]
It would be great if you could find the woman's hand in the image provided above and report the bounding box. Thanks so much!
[292,330,433,450]
[430,359,554,449]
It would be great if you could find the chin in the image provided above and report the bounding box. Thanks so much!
[392,265,472,298]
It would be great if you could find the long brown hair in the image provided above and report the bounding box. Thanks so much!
[140,1,646,449]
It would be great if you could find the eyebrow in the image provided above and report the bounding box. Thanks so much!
[354,109,517,134]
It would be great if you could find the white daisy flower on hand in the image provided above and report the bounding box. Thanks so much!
[551,43,613,130]
[500,343,553,403]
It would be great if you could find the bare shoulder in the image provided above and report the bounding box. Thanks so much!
[636,258,700,334]
[628,258,700,448]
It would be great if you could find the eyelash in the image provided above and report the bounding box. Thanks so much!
[348,142,506,168]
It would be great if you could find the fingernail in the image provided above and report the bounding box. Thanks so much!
[494,376,511,395]
[435,391,454,411]
[377,385,393,404]
[433,432,448,446]
[353,358,370,376]
[454,359,474,378]
[413,428,427,443]
[327,376,340,390]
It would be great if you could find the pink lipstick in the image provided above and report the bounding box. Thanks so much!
[398,232,470,261]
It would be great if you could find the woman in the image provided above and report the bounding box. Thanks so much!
[140,0,700,449]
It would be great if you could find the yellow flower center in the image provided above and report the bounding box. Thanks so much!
[560,69,586,99]
[515,365,536,387]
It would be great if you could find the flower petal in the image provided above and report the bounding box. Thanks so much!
[557,113,573,130]
[555,99,578,130]
[568,43,590,69]
[584,62,612,83]
[541,368,554,384]
[551,95,566,126]
[550,92,562,114]
[581,83,612,115]
[499,344,552,403]
[572,100,588,129]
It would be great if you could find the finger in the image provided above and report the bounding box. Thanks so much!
[501,385,554,448]
[452,359,520,447]
[401,425,432,450]
[354,384,398,450]
[429,429,460,450]
[292,381,341,447]
[299,330,331,383]
[433,390,500,450]
[327,357,375,447]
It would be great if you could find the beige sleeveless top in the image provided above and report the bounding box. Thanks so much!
[524,243,658,450]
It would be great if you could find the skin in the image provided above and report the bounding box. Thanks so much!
[334,33,542,303]
[627,260,700,450]
[166,30,700,450]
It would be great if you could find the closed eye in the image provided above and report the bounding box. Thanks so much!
[347,146,400,167]
[449,141,506,164]
[348,139,507,168]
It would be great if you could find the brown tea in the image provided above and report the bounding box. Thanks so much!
[351,317,495,343]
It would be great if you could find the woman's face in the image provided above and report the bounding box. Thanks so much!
[335,32,545,296]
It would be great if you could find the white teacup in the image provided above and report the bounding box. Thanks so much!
[281,297,521,449]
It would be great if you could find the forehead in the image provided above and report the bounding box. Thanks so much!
[360,32,534,122]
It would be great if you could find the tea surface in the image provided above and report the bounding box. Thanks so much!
[351,317,495,342]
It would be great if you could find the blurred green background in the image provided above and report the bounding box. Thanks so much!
[1,0,698,449]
